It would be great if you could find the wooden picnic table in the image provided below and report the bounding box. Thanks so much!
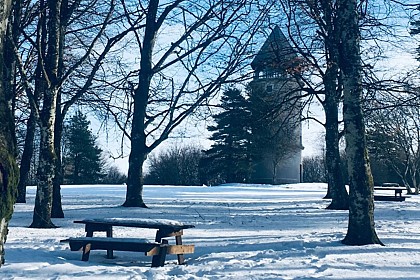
[374,183,409,201]
[65,218,195,267]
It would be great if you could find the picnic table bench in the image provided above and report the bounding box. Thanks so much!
[374,183,409,202]
[62,218,195,267]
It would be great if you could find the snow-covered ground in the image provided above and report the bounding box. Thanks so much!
[2,183,420,279]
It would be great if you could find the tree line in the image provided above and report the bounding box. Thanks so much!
[0,0,419,267]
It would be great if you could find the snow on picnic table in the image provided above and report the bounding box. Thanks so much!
[2,183,420,279]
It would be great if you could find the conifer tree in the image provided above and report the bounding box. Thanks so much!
[203,88,252,184]
[63,111,103,184]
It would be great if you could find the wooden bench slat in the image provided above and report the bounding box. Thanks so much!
[64,238,159,253]
[62,237,194,255]
[146,245,195,256]
[61,237,194,267]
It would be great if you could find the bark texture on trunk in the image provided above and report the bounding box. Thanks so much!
[0,0,18,266]
[124,149,148,208]
[0,93,18,266]
[324,90,348,210]
[30,0,63,228]
[30,88,58,228]
[337,0,382,245]
[123,67,150,208]
[123,0,159,208]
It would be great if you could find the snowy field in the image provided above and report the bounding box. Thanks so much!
[2,183,420,279]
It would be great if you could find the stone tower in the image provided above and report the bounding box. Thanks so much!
[249,26,303,184]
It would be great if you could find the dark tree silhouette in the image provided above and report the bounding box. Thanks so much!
[63,111,103,184]
[203,88,252,184]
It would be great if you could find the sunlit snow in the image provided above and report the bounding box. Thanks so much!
[2,183,420,279]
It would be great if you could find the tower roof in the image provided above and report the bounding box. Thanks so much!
[251,26,297,71]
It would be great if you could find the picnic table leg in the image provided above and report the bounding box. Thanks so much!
[82,243,91,261]
[155,229,186,265]
[85,224,114,259]
[155,230,164,242]
[151,239,168,267]
[106,227,114,259]
[175,235,185,265]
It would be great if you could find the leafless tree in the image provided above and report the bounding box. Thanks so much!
[13,0,126,227]
[94,0,271,207]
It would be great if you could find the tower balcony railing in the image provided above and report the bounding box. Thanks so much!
[253,70,282,80]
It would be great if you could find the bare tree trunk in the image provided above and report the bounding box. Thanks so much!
[122,54,152,208]
[50,0,81,218]
[324,77,348,210]
[30,0,62,228]
[337,0,382,245]
[16,112,36,203]
[52,105,64,218]
[124,143,148,207]
[123,0,159,208]
[6,0,24,205]
[0,0,18,266]
[324,101,348,210]
[30,88,58,228]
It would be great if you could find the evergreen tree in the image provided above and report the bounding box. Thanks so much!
[63,111,104,184]
[202,88,252,184]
